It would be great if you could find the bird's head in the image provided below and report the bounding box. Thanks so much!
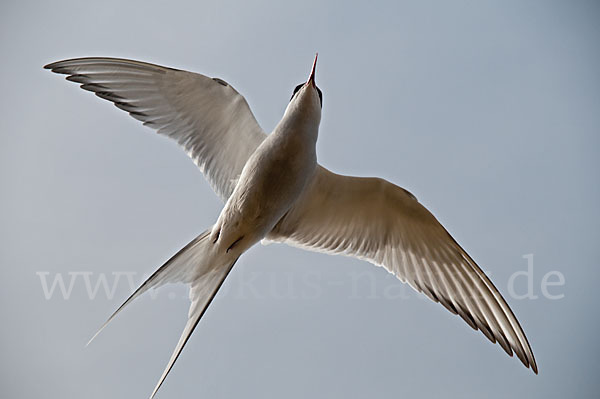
[284,53,322,126]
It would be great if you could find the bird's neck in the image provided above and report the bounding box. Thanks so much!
[274,104,320,145]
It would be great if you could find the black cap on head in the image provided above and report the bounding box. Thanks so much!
[290,54,322,107]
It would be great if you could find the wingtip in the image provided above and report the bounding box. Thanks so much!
[44,61,58,70]
[521,352,538,374]
[531,360,539,375]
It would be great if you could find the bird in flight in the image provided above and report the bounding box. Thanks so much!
[45,54,537,397]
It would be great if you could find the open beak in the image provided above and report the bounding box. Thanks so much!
[306,53,318,87]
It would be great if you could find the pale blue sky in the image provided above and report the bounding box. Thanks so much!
[1,0,599,398]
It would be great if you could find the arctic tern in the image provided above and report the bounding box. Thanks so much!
[45,54,537,397]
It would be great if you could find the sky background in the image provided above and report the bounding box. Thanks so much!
[1,0,599,398]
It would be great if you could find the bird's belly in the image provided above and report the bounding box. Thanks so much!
[212,141,316,254]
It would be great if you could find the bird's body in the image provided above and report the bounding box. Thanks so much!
[45,54,537,398]
[211,76,320,254]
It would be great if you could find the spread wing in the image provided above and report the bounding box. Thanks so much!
[45,57,267,201]
[267,166,538,373]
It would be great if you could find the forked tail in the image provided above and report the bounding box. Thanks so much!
[86,228,239,399]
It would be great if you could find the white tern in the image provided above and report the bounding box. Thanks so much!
[45,54,537,398]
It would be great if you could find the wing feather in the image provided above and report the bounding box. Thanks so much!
[45,57,267,200]
[267,166,537,373]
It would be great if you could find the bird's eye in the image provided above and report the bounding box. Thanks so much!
[316,87,323,107]
[290,83,304,101]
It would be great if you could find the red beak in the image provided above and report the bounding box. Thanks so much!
[306,53,318,86]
